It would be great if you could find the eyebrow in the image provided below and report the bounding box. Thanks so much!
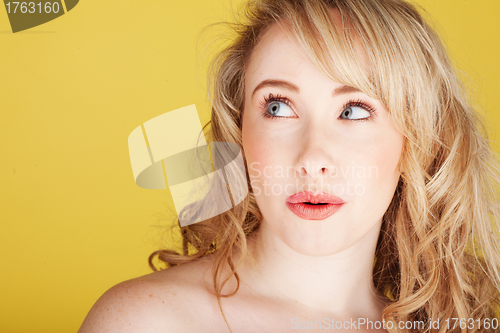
[251,79,362,98]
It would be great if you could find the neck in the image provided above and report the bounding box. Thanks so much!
[236,219,388,319]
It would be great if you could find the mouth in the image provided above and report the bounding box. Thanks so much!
[302,202,328,205]
[286,191,345,220]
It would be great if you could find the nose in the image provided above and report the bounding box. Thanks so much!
[293,123,336,179]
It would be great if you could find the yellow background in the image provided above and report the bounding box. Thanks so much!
[0,1,499,332]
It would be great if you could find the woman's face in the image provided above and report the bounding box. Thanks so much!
[241,22,404,256]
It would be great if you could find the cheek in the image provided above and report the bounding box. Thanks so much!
[242,121,292,204]
[355,130,403,205]
[242,120,266,191]
[374,130,404,178]
[242,118,281,177]
[347,122,403,177]
[334,122,402,199]
[366,143,402,180]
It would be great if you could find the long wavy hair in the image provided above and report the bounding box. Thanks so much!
[149,0,500,331]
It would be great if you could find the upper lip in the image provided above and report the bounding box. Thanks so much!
[286,191,345,204]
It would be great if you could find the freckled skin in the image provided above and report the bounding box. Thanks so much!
[242,22,404,256]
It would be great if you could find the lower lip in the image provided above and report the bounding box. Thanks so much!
[286,202,344,220]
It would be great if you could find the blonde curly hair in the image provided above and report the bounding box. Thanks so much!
[149,0,500,331]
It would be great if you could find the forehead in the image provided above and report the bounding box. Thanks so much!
[247,23,306,75]
[244,13,369,90]
[244,22,320,99]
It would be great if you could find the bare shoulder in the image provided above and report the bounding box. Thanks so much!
[77,257,219,333]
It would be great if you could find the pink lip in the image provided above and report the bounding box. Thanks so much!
[286,191,345,220]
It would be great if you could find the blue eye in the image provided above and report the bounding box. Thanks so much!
[339,100,376,121]
[267,101,295,117]
[340,106,371,120]
[260,93,296,119]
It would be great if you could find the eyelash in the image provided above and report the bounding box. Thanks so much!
[259,93,376,121]
[259,93,292,119]
[341,99,376,121]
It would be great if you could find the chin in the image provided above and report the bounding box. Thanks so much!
[279,227,355,257]
[271,214,383,257]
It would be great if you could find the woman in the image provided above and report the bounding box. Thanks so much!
[78,0,500,332]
